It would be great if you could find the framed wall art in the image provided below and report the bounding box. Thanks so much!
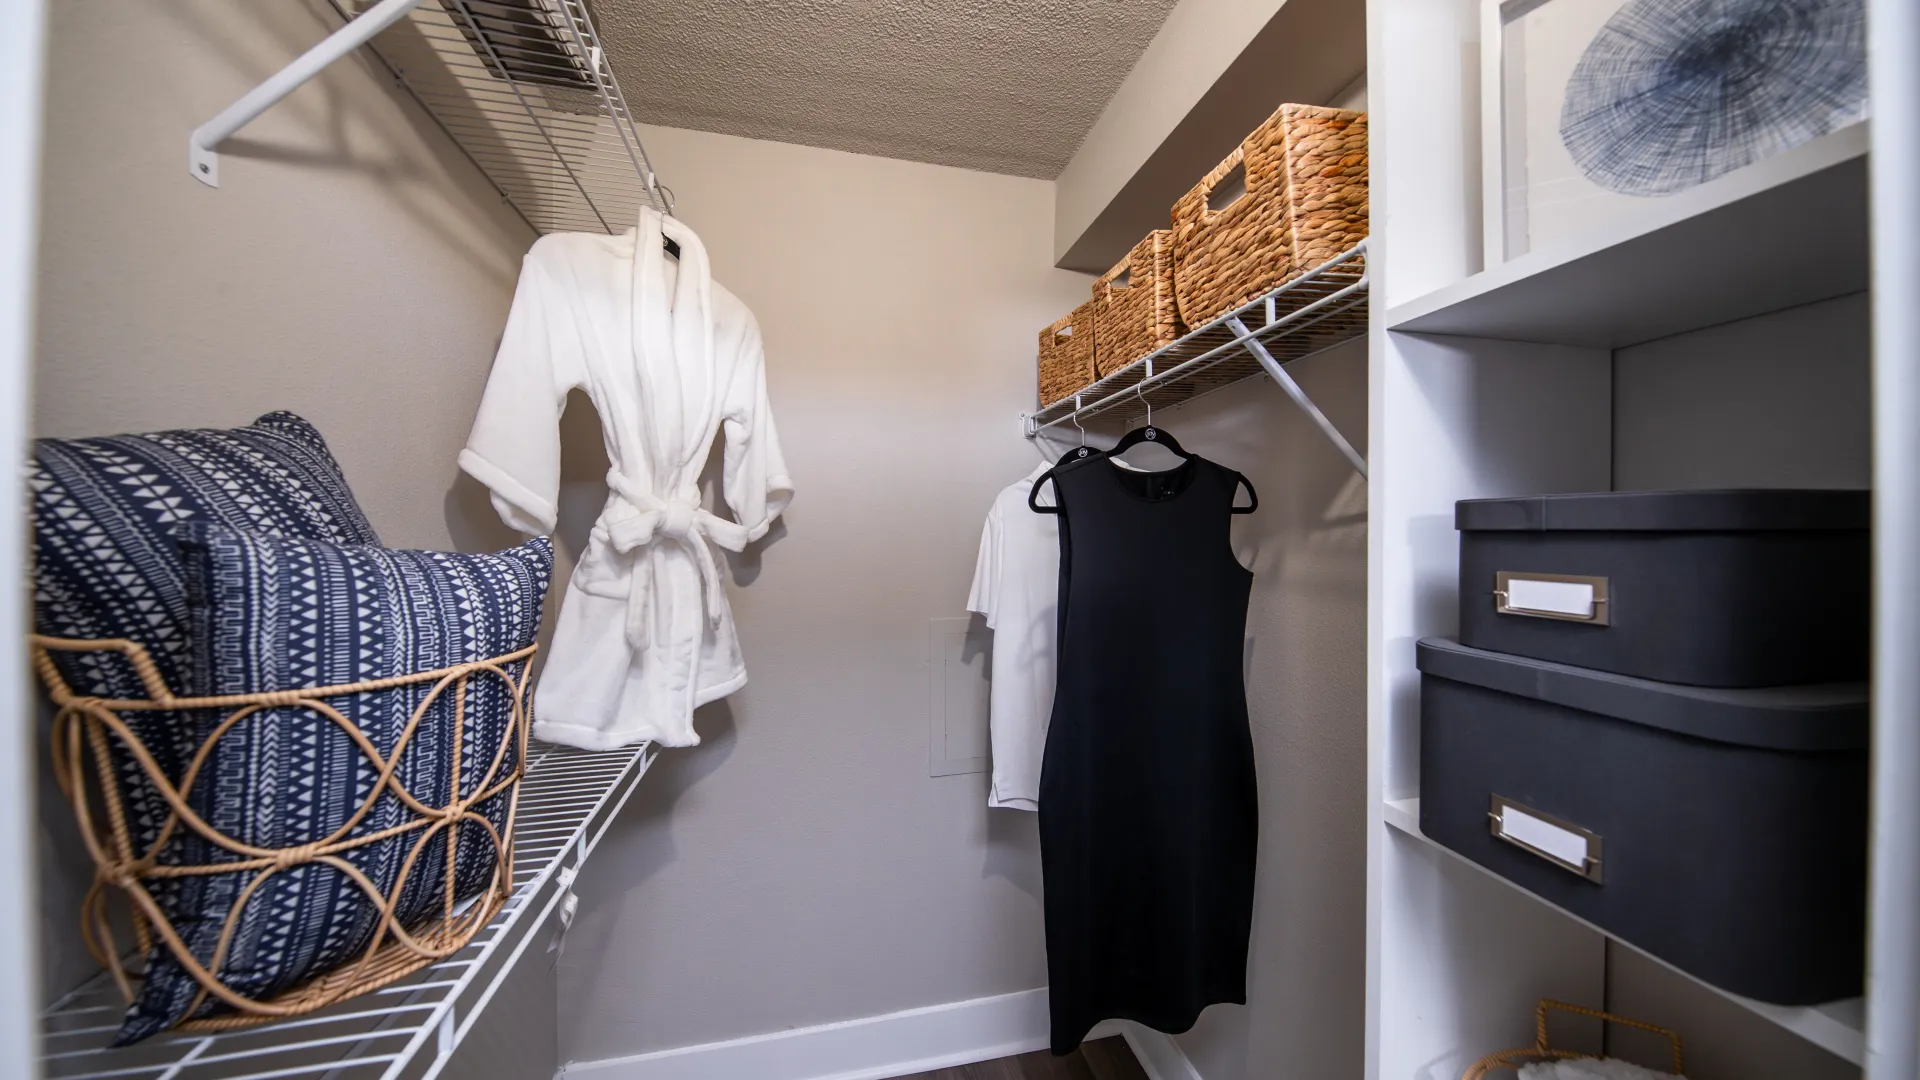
[1480,0,1868,267]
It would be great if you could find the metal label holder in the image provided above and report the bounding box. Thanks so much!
[1494,570,1612,625]
[1489,794,1605,884]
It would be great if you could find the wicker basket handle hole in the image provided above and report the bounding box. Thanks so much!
[1110,268,1132,289]
[1054,324,1074,338]
[1207,162,1248,213]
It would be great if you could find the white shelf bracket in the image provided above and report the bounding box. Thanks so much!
[187,0,426,186]
[1224,316,1367,478]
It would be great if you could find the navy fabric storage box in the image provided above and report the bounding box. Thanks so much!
[1417,637,1868,1005]
[1456,489,1869,687]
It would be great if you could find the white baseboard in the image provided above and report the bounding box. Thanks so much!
[557,987,1140,1080]
[1113,1022,1203,1080]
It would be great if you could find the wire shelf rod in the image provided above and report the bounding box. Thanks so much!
[1022,242,1368,474]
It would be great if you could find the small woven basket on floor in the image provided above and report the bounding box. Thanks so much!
[1463,1000,1684,1080]
[1171,103,1369,328]
[1037,300,1097,407]
[1092,229,1182,378]
[33,634,534,1033]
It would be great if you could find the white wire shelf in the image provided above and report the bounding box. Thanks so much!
[349,0,668,234]
[40,741,656,1080]
[191,0,666,234]
[344,0,668,234]
[1024,241,1369,474]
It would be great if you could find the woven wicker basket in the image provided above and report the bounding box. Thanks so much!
[1462,1000,1684,1080]
[1092,230,1182,378]
[33,634,533,1034]
[1170,103,1369,328]
[1037,300,1097,407]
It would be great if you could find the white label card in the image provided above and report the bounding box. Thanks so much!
[1506,576,1595,618]
[1499,804,1590,869]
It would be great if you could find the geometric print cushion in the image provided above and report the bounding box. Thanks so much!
[117,526,553,1043]
[31,412,383,858]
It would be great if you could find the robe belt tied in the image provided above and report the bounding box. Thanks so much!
[600,472,753,649]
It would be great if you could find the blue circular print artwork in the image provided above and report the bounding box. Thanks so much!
[1560,0,1866,196]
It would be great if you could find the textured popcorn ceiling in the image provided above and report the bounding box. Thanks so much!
[592,0,1182,179]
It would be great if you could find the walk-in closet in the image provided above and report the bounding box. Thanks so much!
[1,2,1915,1079]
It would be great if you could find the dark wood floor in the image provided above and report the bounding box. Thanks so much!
[889,1036,1149,1080]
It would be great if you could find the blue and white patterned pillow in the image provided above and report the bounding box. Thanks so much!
[31,412,383,851]
[116,526,552,1044]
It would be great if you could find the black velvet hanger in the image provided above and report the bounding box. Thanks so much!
[664,236,681,259]
[1108,420,1184,459]
[1027,435,1257,515]
[1028,444,1102,515]
[1107,422,1259,514]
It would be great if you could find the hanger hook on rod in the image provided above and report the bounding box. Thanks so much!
[1070,395,1092,457]
[1135,380,1154,434]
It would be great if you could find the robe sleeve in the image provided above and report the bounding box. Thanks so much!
[459,250,580,536]
[719,314,795,542]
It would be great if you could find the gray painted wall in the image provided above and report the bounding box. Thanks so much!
[1614,292,1870,492]
[548,127,1096,1061]
[1151,339,1370,1079]
[31,6,1368,1074]
[32,0,533,1005]
[1609,293,1867,1080]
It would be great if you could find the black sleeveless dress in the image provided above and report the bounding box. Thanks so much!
[1039,451,1258,1054]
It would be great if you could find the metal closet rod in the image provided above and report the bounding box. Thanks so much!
[188,0,426,187]
[184,0,671,219]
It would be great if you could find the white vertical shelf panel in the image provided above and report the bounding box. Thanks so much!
[0,1,46,1076]
[1371,333,1611,803]
[1380,831,1607,1080]
[1866,0,1920,1075]
[1366,0,1616,1077]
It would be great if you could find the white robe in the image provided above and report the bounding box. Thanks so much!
[460,208,793,749]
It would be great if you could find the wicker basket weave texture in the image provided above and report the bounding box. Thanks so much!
[33,635,532,1035]
[1092,230,1182,378]
[1037,300,1097,407]
[1171,103,1369,328]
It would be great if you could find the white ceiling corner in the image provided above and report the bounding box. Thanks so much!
[592,0,1182,179]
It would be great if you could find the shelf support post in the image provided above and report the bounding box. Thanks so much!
[1224,316,1366,477]
[1867,0,1920,1072]
[187,0,426,186]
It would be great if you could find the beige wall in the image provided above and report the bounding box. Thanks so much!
[554,123,1095,1062]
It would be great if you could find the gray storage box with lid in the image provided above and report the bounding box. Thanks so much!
[1417,637,1868,1005]
[1456,489,1869,687]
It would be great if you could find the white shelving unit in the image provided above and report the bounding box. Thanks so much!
[1386,123,1868,350]
[1364,3,1905,1078]
[39,742,656,1080]
[1381,799,1866,1065]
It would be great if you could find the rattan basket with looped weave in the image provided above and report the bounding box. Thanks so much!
[1037,300,1097,407]
[33,634,534,1033]
[1092,229,1182,378]
[1171,103,1369,329]
[1463,999,1685,1080]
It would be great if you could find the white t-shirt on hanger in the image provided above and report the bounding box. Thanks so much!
[967,461,1060,811]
